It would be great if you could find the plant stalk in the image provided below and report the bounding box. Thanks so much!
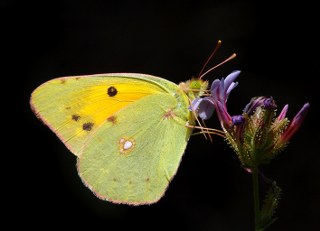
[252,167,261,231]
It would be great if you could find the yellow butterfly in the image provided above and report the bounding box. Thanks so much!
[31,72,208,205]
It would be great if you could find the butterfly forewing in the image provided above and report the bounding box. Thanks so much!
[31,74,169,156]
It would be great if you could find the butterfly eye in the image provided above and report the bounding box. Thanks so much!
[190,80,201,89]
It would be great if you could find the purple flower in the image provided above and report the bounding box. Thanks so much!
[243,96,276,115]
[192,70,241,128]
[276,104,289,121]
[191,70,309,167]
[229,97,309,167]
[232,115,245,125]
[278,103,310,144]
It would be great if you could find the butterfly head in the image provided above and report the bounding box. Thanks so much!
[179,79,209,100]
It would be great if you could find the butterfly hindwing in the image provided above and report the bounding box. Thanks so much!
[78,93,191,205]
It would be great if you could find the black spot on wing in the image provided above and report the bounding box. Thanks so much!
[82,122,94,131]
[107,86,117,97]
[72,114,80,121]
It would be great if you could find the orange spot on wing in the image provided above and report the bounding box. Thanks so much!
[163,109,175,119]
[107,115,117,124]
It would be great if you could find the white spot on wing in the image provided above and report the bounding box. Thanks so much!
[119,138,135,155]
[123,140,133,150]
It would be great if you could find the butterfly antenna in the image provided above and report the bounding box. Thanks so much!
[199,53,237,79]
[198,40,222,79]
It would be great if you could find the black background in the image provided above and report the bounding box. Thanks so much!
[4,0,319,230]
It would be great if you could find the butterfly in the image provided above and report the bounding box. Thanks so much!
[30,72,208,205]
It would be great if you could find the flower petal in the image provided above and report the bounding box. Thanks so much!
[226,82,238,100]
[263,97,276,110]
[217,77,225,102]
[279,103,310,143]
[198,98,215,120]
[232,115,245,125]
[216,101,232,128]
[224,70,241,91]
[189,98,203,112]
[243,96,268,115]
[210,79,221,92]
[277,104,289,121]
[210,71,241,103]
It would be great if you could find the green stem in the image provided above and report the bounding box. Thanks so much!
[252,167,261,231]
